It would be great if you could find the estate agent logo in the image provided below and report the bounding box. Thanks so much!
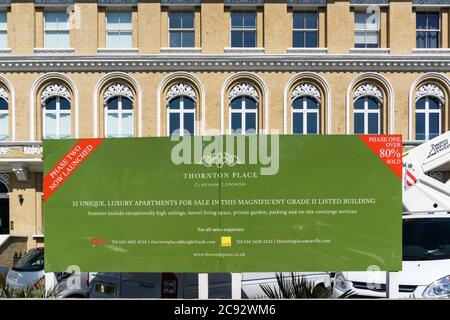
[201,152,240,168]
[428,139,449,158]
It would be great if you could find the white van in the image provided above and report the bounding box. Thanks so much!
[88,272,331,299]
[333,213,450,298]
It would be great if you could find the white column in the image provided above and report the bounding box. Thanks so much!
[198,273,209,299]
[386,271,400,298]
[231,273,242,299]
[44,272,57,295]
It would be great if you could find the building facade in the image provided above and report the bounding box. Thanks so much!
[0,0,449,266]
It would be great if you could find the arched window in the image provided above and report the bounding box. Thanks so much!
[415,83,444,140]
[291,83,321,134]
[353,83,383,134]
[229,82,259,134]
[0,87,8,141]
[104,83,134,138]
[41,84,71,139]
[167,83,196,136]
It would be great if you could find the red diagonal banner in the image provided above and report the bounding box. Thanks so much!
[358,135,402,179]
[44,138,104,201]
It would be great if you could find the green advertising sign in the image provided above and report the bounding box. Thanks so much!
[44,135,402,272]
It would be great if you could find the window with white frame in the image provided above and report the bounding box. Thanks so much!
[169,11,195,48]
[353,84,383,134]
[292,11,318,48]
[291,83,321,134]
[231,11,256,48]
[415,84,444,140]
[0,88,8,141]
[168,97,196,136]
[0,11,7,49]
[229,83,259,134]
[44,11,70,48]
[354,10,379,48]
[416,12,440,49]
[104,83,134,138]
[42,84,71,139]
[106,11,132,48]
[167,83,196,136]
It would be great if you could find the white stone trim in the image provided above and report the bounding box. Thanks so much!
[221,72,269,135]
[157,72,206,137]
[30,73,78,140]
[166,83,197,102]
[0,76,15,141]
[160,47,202,54]
[103,83,134,103]
[23,145,43,155]
[0,48,11,55]
[34,48,75,56]
[408,73,450,140]
[349,48,390,55]
[415,83,445,102]
[93,72,142,138]
[229,82,259,102]
[0,86,8,101]
[353,83,384,102]
[412,48,450,55]
[291,83,321,103]
[283,73,332,134]
[287,48,328,54]
[3,56,450,72]
[40,83,71,104]
[346,72,394,134]
[224,47,265,55]
[97,48,139,55]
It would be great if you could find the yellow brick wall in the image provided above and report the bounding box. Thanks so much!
[390,2,415,54]
[10,2,35,54]
[73,3,98,55]
[5,2,450,54]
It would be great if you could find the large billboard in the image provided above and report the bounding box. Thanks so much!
[44,135,402,272]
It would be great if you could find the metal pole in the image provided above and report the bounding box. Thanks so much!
[231,273,242,299]
[386,271,399,298]
[198,273,208,299]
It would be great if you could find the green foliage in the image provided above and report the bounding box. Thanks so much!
[0,278,56,298]
[259,272,354,299]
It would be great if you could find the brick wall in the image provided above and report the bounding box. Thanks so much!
[0,237,28,268]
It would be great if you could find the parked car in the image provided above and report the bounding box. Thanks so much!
[6,247,44,290]
[333,213,450,298]
[88,272,331,298]
[6,247,88,298]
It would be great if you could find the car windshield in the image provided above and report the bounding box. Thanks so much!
[12,249,44,272]
[403,218,450,261]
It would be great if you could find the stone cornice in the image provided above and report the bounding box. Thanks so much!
[1,55,450,72]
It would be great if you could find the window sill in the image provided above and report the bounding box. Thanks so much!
[224,47,265,54]
[412,48,450,55]
[0,48,12,55]
[97,48,139,55]
[34,48,75,56]
[349,48,390,55]
[287,47,328,54]
[160,47,202,54]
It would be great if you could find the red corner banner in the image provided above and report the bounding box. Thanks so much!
[358,135,402,179]
[44,138,104,201]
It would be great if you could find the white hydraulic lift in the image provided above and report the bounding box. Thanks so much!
[403,131,450,213]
